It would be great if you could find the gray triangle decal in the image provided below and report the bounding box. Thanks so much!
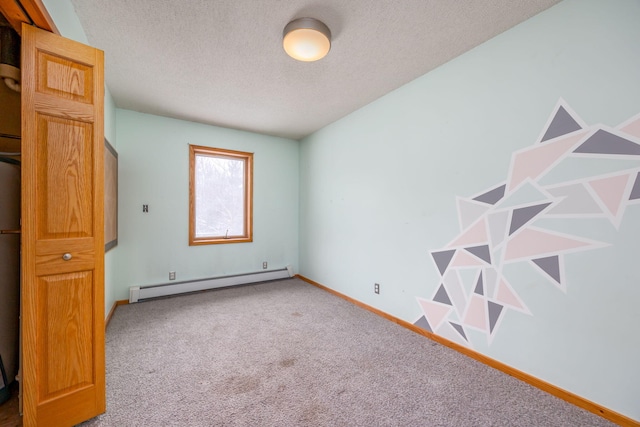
[464,245,491,264]
[488,301,504,333]
[431,249,456,276]
[541,105,583,142]
[574,129,640,155]
[433,284,452,306]
[473,184,506,205]
[509,202,551,235]
[414,316,433,333]
[630,172,640,200]
[449,322,468,341]
[532,256,561,284]
[474,272,484,295]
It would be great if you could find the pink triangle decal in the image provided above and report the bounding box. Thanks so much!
[588,173,632,217]
[417,298,452,331]
[504,228,596,261]
[495,279,527,313]
[508,131,587,191]
[449,249,485,268]
[447,218,489,248]
[462,294,488,331]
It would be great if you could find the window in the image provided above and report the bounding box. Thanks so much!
[189,144,253,245]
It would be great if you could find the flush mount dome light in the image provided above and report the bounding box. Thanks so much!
[283,17,331,62]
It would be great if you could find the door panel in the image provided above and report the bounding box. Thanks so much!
[38,53,93,103]
[37,272,94,401]
[21,24,105,427]
[36,115,94,239]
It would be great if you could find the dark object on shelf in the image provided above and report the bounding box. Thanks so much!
[0,354,9,405]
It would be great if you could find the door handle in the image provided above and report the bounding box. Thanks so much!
[62,253,72,261]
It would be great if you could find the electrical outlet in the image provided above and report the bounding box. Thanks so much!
[374,283,380,294]
[262,261,268,269]
[169,271,176,280]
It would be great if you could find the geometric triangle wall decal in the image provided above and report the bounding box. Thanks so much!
[433,284,453,305]
[487,301,504,334]
[495,279,527,313]
[464,245,492,264]
[629,172,640,201]
[508,131,586,191]
[447,218,489,247]
[463,294,488,331]
[532,256,561,284]
[574,129,640,155]
[450,249,486,268]
[449,322,468,341]
[422,104,640,348]
[473,184,506,205]
[414,315,433,333]
[417,298,453,332]
[474,271,484,295]
[588,173,632,218]
[546,183,603,215]
[509,202,551,235]
[431,249,456,275]
[541,105,583,142]
[504,228,596,261]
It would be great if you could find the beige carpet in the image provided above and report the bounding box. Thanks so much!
[80,278,614,426]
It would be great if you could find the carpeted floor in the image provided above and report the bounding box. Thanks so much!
[80,278,614,426]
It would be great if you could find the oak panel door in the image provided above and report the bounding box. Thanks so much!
[21,24,105,427]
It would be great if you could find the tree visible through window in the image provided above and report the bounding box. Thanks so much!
[189,145,253,245]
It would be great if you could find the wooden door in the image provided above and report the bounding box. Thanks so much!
[21,24,105,427]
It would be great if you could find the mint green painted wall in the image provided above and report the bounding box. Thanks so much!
[114,109,299,298]
[41,0,119,316]
[300,0,640,420]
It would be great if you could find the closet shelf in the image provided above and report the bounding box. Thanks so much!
[1,230,21,234]
[0,132,20,140]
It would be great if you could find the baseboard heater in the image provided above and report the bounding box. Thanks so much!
[129,266,293,303]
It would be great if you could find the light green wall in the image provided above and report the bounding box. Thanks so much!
[41,0,118,316]
[113,110,299,298]
[299,0,640,421]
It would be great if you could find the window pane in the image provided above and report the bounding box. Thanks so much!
[195,155,245,238]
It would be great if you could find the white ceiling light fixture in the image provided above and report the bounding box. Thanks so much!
[283,17,331,62]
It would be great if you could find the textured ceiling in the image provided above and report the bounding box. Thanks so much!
[69,0,561,140]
